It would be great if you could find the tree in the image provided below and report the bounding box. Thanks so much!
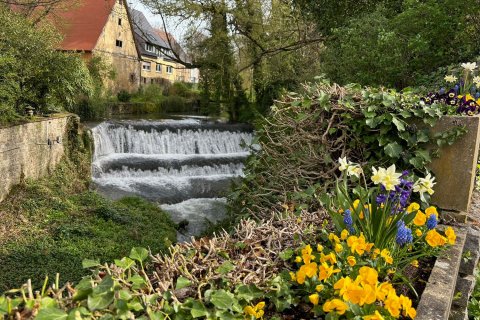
[0,5,93,122]
[2,0,81,25]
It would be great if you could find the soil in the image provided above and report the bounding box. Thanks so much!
[394,256,436,310]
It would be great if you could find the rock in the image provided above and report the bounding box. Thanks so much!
[443,210,468,223]
[459,227,480,276]
[428,116,480,212]
[449,305,468,320]
[452,274,476,309]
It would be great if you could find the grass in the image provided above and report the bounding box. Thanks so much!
[0,129,177,293]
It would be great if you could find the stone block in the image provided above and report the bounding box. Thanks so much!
[443,210,468,223]
[449,305,468,320]
[459,227,480,276]
[416,226,467,320]
[429,116,480,212]
[452,274,476,309]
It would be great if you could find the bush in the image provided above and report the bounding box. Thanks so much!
[161,95,186,112]
[117,89,131,102]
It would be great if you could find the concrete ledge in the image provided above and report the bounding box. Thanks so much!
[416,226,467,320]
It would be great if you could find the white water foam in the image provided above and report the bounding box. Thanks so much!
[92,123,253,159]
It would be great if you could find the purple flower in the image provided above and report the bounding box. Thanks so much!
[401,170,410,178]
[396,223,408,245]
[377,194,387,205]
[455,85,459,92]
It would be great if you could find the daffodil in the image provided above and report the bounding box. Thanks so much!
[244,302,265,319]
[371,166,386,185]
[445,75,457,83]
[462,62,477,72]
[383,164,402,191]
[413,173,436,198]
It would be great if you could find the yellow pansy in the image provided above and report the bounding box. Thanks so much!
[399,295,417,319]
[347,256,356,267]
[244,302,265,319]
[406,202,420,213]
[425,229,442,247]
[425,206,438,219]
[384,292,401,318]
[318,262,341,282]
[413,211,426,226]
[445,227,456,245]
[335,243,343,253]
[358,266,378,286]
[316,284,323,292]
[309,293,319,306]
[289,272,296,281]
[320,252,337,265]
[323,299,349,315]
[415,229,422,237]
[329,233,340,243]
[295,256,302,263]
[411,260,419,268]
[363,310,385,320]
[317,244,324,252]
[341,229,349,240]
[353,199,360,209]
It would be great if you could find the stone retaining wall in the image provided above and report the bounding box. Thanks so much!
[0,114,78,202]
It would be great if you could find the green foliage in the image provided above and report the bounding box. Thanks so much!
[117,90,131,102]
[228,78,467,217]
[469,267,480,319]
[161,95,187,112]
[0,128,176,292]
[319,1,480,88]
[0,5,93,123]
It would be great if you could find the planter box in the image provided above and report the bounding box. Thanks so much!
[416,226,467,320]
[428,116,480,213]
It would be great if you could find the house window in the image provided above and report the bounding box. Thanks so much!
[116,40,123,47]
[156,64,162,73]
[143,77,146,84]
[145,44,154,52]
[191,77,197,83]
[118,18,122,26]
[151,79,154,84]
[143,62,151,71]
[166,66,173,74]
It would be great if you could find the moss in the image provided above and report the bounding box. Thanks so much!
[0,124,176,292]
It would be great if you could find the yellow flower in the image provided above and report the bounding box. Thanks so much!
[425,229,442,247]
[341,229,349,240]
[320,252,337,265]
[298,262,318,279]
[244,302,265,319]
[446,227,456,245]
[334,276,362,303]
[363,310,385,320]
[317,244,324,252]
[365,243,374,252]
[301,245,312,256]
[373,248,380,259]
[347,256,356,267]
[411,260,419,268]
[406,202,420,213]
[384,255,393,264]
[289,272,296,281]
[301,245,315,264]
[400,295,417,319]
[415,229,422,237]
[296,269,306,284]
[359,284,377,306]
[334,243,343,253]
[384,292,401,318]
[380,249,390,258]
[387,269,395,274]
[359,266,378,286]
[347,234,367,255]
[329,233,340,243]
[353,199,360,209]
[316,284,323,292]
[359,210,364,219]
[295,256,302,263]
[413,211,426,226]
[425,206,438,219]
[309,293,319,306]
[376,282,394,301]
[323,299,349,315]
[319,262,341,282]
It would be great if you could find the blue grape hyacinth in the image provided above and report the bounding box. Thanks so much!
[426,214,437,230]
[343,209,354,233]
[396,223,408,245]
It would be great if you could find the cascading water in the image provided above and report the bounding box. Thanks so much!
[91,118,254,242]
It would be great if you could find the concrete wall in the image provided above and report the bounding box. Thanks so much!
[0,114,78,203]
[93,0,141,93]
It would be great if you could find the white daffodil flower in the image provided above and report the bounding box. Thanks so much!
[338,157,350,171]
[347,165,363,178]
[462,62,477,72]
[413,173,436,201]
[474,76,480,87]
[382,164,402,191]
[371,166,386,185]
[444,75,457,83]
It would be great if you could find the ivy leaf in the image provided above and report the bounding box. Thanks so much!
[366,118,379,128]
[210,289,234,310]
[302,97,312,109]
[279,249,293,261]
[409,157,424,168]
[88,291,115,311]
[392,116,405,131]
[399,111,411,118]
[415,149,431,162]
[129,247,148,262]
[423,117,437,127]
[411,108,425,116]
[318,92,330,107]
[176,277,192,290]
[363,111,376,118]
[296,113,308,122]
[416,129,430,143]
[378,136,389,147]
[114,257,136,269]
[329,128,337,134]
[216,261,235,275]
[384,142,403,158]
[35,308,68,320]
[92,276,114,295]
[82,259,100,269]
[191,301,208,318]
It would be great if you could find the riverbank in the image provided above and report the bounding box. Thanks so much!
[0,125,177,292]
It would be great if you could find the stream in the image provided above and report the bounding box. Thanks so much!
[89,115,254,242]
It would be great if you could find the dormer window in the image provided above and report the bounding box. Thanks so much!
[116,40,123,47]
[145,44,154,52]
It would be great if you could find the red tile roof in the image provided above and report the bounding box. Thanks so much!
[57,0,116,51]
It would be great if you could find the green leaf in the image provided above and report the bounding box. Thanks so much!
[72,288,92,303]
[67,307,90,320]
[82,259,100,269]
[191,301,208,318]
[417,129,430,142]
[366,118,379,128]
[119,290,133,300]
[114,257,136,269]
[329,128,337,134]
[384,142,403,158]
[210,289,234,310]
[88,291,114,311]
[363,111,376,118]
[415,149,431,162]
[424,117,437,127]
[279,248,293,261]
[36,308,68,320]
[129,247,149,262]
[302,97,312,109]
[216,261,235,275]
[128,275,146,289]
[296,113,308,122]
[378,135,389,147]
[318,92,330,107]
[399,111,411,118]
[92,276,114,294]
[409,157,424,168]
[176,277,192,290]
[392,116,405,131]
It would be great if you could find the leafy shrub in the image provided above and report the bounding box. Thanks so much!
[117,89,131,102]
[161,95,186,112]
